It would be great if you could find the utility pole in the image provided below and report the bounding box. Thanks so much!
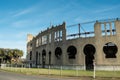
[78,24,80,37]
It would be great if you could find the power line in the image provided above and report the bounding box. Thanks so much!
[67,18,120,28]
[67,21,95,28]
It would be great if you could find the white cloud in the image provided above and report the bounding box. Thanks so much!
[13,9,32,17]
[11,19,40,28]
[94,5,120,13]
[13,3,39,17]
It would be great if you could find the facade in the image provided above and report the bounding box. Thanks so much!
[26,18,120,70]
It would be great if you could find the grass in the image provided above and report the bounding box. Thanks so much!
[1,67,120,78]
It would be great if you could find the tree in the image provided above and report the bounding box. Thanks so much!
[12,49,23,58]
[7,50,13,63]
[0,49,4,57]
[0,48,24,64]
[0,49,5,63]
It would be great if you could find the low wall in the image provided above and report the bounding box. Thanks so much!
[95,65,120,71]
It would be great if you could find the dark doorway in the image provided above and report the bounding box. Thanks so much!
[42,50,46,68]
[49,51,51,65]
[83,44,95,70]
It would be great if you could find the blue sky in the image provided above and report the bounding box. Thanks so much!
[0,0,120,58]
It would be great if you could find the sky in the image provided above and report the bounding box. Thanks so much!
[0,0,120,58]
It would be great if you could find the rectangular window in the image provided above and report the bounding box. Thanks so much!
[112,22,116,35]
[54,30,63,42]
[36,39,39,47]
[101,23,106,36]
[59,30,62,41]
[42,35,47,45]
[49,34,51,43]
[38,37,41,46]
[54,32,57,41]
[101,22,116,36]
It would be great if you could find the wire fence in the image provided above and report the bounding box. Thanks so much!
[1,64,120,79]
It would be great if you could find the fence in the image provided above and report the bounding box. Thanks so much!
[1,64,120,78]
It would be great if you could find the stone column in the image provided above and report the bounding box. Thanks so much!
[115,19,120,63]
[115,20,120,36]
[62,22,67,65]
[56,31,58,41]
[32,39,37,67]
[51,27,55,65]
[59,30,61,41]
[94,21,103,65]
[47,34,49,44]
[104,23,107,36]
[109,22,112,35]
[62,22,66,41]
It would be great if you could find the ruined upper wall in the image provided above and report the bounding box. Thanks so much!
[27,18,120,45]
[94,18,120,37]
[33,22,66,47]
[27,34,34,43]
[35,22,66,38]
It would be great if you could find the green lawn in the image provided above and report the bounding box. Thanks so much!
[1,67,120,78]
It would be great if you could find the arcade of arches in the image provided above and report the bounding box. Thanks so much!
[34,42,118,70]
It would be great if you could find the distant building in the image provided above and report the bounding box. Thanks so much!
[26,18,120,70]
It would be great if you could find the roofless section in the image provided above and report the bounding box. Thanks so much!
[66,18,119,40]
[27,18,120,47]
[66,21,95,40]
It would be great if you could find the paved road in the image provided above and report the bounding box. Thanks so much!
[0,70,79,80]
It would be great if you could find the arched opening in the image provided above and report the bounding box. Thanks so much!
[30,51,32,60]
[29,51,32,68]
[83,44,96,70]
[103,42,118,58]
[67,46,77,59]
[36,51,38,67]
[49,51,51,65]
[55,47,62,59]
[42,49,46,68]
[38,53,40,65]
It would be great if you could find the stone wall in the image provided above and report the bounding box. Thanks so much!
[26,19,120,70]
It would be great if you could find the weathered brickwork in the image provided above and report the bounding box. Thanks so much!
[26,19,120,70]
